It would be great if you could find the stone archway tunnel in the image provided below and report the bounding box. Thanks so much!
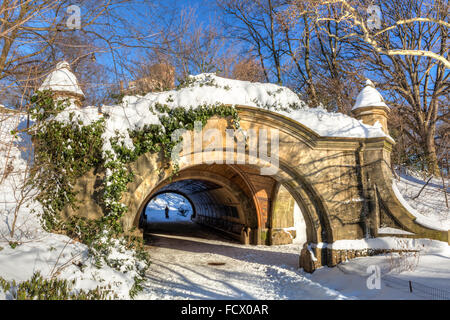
[62,106,449,272]
[139,164,304,246]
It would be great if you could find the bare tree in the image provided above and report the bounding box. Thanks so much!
[232,57,266,82]
[218,0,360,110]
[292,0,450,68]
[279,4,361,111]
[0,1,164,107]
[217,0,286,84]
[133,6,239,85]
[357,0,448,175]
[278,9,319,105]
[286,0,448,175]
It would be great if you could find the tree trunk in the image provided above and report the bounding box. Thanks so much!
[425,130,441,176]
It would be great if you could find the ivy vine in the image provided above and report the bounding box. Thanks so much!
[27,90,240,296]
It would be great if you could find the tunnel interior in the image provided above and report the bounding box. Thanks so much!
[155,179,241,222]
[141,177,247,242]
[140,164,307,245]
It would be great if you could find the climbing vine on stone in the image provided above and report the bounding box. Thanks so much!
[29,91,105,231]
[27,91,240,293]
[29,91,239,233]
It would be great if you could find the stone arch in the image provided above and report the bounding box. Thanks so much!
[63,105,448,271]
[128,148,334,246]
[134,165,260,242]
[121,106,346,247]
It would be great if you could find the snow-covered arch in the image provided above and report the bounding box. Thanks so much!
[62,105,449,271]
[55,73,447,272]
[133,162,313,246]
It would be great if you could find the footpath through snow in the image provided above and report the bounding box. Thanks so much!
[138,221,450,300]
[139,221,347,300]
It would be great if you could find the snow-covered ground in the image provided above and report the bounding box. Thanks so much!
[138,221,450,300]
[0,233,138,299]
[138,221,346,299]
[393,168,449,231]
[140,187,449,300]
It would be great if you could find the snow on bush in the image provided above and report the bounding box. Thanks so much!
[0,110,144,299]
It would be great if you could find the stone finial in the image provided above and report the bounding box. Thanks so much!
[352,79,390,134]
[39,61,85,107]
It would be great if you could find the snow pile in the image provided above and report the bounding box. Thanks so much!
[39,61,84,97]
[141,73,304,111]
[276,107,388,139]
[53,73,389,157]
[352,79,388,110]
[311,237,449,252]
[392,169,449,231]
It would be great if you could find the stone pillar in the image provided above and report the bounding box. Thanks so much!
[39,61,85,108]
[352,106,390,135]
[299,243,327,273]
[269,184,296,245]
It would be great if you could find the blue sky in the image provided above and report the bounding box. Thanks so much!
[89,0,224,83]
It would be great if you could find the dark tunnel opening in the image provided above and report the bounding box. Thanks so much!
[137,164,308,246]
[140,179,244,243]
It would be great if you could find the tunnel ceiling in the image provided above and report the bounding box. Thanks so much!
[144,164,278,232]
[157,179,222,196]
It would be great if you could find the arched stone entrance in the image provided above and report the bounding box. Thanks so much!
[135,163,322,246]
[62,106,449,272]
